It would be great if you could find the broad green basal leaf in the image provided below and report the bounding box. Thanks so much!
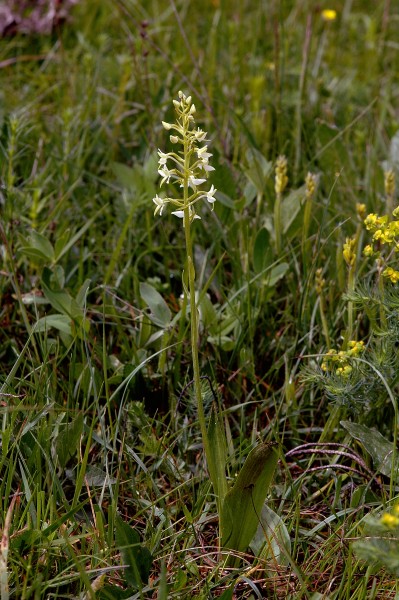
[221,442,279,566]
[341,420,398,478]
[250,504,291,568]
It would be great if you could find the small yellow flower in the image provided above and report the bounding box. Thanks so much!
[321,341,364,375]
[321,348,337,372]
[337,364,352,377]
[364,213,385,231]
[343,237,356,267]
[315,268,325,295]
[363,244,374,257]
[380,513,399,528]
[383,267,399,284]
[347,340,365,356]
[385,169,395,199]
[306,172,317,201]
[356,203,367,220]
[275,155,288,196]
[321,9,337,21]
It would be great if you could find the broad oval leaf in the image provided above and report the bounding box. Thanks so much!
[115,515,153,590]
[250,504,291,567]
[253,227,272,274]
[341,420,398,477]
[221,442,279,566]
[140,282,171,328]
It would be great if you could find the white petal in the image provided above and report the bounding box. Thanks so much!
[189,176,206,187]
[171,210,184,218]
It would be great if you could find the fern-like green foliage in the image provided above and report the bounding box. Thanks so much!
[303,282,399,427]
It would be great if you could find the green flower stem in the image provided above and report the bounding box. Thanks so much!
[182,145,211,471]
[184,215,207,435]
[274,191,282,254]
[302,194,312,266]
[346,266,355,346]
[153,91,220,508]
[318,294,331,349]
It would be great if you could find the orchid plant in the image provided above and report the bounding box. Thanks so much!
[152,92,278,563]
[152,91,217,490]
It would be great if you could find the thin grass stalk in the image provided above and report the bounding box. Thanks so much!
[346,264,355,344]
[294,13,312,181]
[274,190,282,255]
[319,294,331,349]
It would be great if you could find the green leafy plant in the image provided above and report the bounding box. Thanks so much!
[353,503,399,577]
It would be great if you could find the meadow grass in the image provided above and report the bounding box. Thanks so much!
[1,0,399,598]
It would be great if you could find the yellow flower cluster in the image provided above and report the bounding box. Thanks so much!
[363,244,374,257]
[321,340,365,376]
[380,504,399,529]
[356,203,366,221]
[364,211,399,248]
[275,155,288,196]
[343,237,357,267]
[305,172,317,201]
[383,267,399,284]
[385,169,395,199]
[364,207,399,282]
[315,267,325,295]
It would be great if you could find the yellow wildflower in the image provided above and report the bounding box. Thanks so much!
[363,244,374,257]
[321,348,337,372]
[380,513,399,528]
[347,340,365,356]
[385,169,395,199]
[306,172,317,201]
[321,341,364,375]
[275,155,288,196]
[356,203,367,220]
[321,9,337,21]
[336,365,352,377]
[343,237,356,267]
[383,267,399,284]
[364,213,388,232]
